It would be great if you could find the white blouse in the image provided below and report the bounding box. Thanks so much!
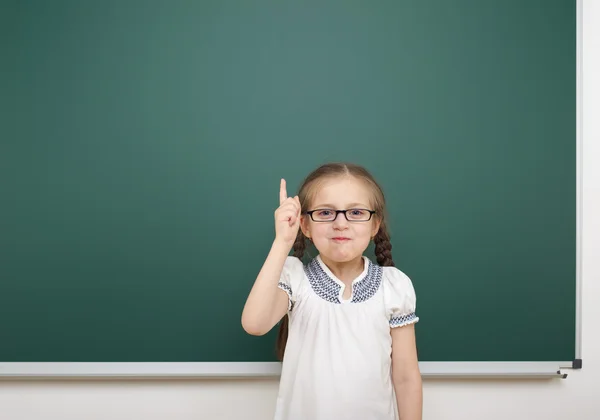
[275,254,419,420]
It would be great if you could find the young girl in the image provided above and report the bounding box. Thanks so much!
[242,163,422,420]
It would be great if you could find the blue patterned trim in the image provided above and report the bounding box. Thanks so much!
[277,282,294,311]
[304,259,342,304]
[304,257,383,304]
[390,312,419,328]
[350,263,382,303]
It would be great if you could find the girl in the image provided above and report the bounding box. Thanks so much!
[242,163,422,420]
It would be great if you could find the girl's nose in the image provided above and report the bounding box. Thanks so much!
[332,213,349,229]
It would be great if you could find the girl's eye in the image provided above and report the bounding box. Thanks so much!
[317,210,332,216]
[349,209,365,216]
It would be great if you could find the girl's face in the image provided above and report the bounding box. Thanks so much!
[301,176,381,263]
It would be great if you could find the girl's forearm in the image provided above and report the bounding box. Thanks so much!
[241,239,291,335]
[394,375,423,420]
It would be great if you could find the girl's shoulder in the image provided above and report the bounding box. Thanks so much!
[278,256,306,291]
[282,255,305,277]
[379,264,416,293]
[277,256,310,310]
[377,262,419,327]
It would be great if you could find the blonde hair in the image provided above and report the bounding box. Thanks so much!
[276,162,395,360]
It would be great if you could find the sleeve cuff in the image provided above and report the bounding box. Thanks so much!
[390,312,419,328]
[278,282,294,311]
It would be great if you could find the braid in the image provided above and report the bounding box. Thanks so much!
[374,221,395,267]
[292,230,307,259]
[276,230,307,361]
[275,316,288,361]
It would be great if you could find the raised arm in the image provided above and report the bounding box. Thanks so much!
[241,179,301,336]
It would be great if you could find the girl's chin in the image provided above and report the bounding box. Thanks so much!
[320,249,363,263]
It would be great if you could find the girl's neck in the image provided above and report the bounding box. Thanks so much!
[319,254,364,284]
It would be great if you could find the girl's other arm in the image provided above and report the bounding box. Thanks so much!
[391,324,423,420]
[241,179,301,336]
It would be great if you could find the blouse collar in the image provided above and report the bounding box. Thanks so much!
[304,255,383,304]
[315,254,370,286]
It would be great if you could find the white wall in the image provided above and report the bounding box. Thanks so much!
[1,2,598,419]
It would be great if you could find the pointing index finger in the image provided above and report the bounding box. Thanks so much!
[279,179,287,205]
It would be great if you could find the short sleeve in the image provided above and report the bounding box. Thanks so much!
[277,256,304,311]
[382,267,419,328]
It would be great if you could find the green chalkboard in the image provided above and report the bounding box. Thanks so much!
[0,0,576,363]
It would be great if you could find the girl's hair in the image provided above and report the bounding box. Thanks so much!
[275,162,395,361]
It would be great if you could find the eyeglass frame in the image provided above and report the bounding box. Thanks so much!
[303,208,377,222]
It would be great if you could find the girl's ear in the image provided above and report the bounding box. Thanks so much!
[300,215,311,239]
[371,218,382,239]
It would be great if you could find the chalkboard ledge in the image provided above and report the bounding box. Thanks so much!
[0,361,571,380]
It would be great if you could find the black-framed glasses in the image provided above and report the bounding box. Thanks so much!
[303,208,376,222]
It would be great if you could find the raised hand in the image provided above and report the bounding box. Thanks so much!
[274,179,301,246]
